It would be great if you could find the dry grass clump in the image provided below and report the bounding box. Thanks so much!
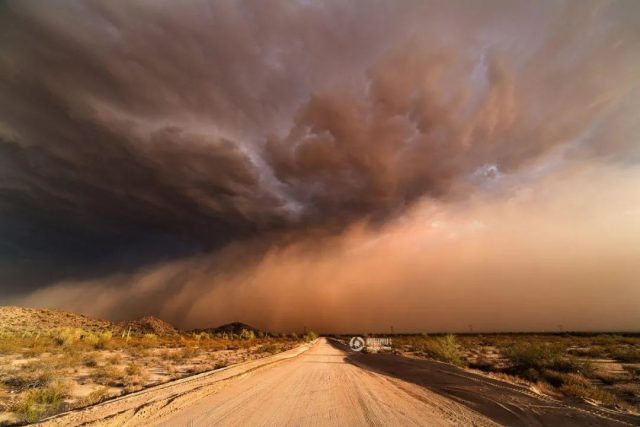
[125,363,142,376]
[106,353,122,365]
[558,373,618,406]
[214,359,229,369]
[568,346,607,358]
[2,371,52,392]
[0,336,23,354]
[122,363,149,393]
[611,347,640,363]
[76,387,110,407]
[179,345,198,360]
[82,352,100,368]
[91,365,123,387]
[259,343,281,355]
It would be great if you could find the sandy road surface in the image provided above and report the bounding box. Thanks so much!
[156,338,496,427]
[41,338,639,427]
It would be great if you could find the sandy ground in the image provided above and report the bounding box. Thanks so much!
[40,339,640,427]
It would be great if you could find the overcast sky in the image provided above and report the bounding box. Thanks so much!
[1,0,639,331]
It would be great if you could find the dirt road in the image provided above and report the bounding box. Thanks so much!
[42,338,639,427]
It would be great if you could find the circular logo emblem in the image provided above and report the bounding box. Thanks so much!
[349,336,365,352]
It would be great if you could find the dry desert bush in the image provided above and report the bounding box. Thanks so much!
[390,333,640,412]
[0,326,309,425]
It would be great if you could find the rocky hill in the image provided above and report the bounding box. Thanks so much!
[0,306,178,335]
[0,306,113,334]
[117,315,177,335]
[192,321,262,335]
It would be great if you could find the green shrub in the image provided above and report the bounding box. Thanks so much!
[504,342,563,370]
[504,342,591,376]
[424,335,464,366]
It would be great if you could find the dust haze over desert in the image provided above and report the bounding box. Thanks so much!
[1,0,639,332]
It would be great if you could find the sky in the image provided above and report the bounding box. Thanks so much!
[1,0,639,332]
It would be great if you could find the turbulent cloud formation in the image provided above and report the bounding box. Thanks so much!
[16,165,640,332]
[1,1,639,330]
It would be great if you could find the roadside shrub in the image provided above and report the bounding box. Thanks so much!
[240,329,256,340]
[406,336,426,353]
[303,331,318,342]
[180,345,198,360]
[122,365,149,392]
[612,348,640,363]
[91,365,123,387]
[622,365,640,377]
[106,353,122,365]
[504,342,564,370]
[83,353,99,367]
[591,372,621,386]
[504,342,591,377]
[53,328,83,346]
[260,343,281,354]
[2,371,52,391]
[94,331,113,349]
[125,363,142,376]
[468,356,495,372]
[12,382,70,423]
[559,374,618,406]
[77,387,110,407]
[192,332,210,341]
[214,359,228,369]
[424,335,464,366]
[568,346,606,358]
[0,336,23,354]
[23,339,50,357]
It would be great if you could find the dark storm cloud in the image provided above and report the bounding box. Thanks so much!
[0,0,411,264]
[1,0,639,294]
